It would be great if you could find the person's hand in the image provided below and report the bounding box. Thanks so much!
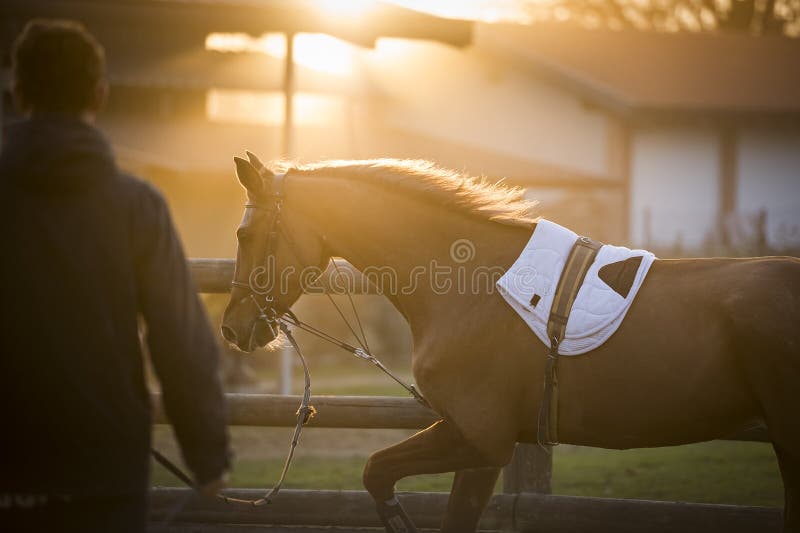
[197,471,229,499]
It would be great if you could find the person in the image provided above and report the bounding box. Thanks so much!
[0,19,231,532]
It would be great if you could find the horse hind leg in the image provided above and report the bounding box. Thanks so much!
[441,467,502,532]
[730,261,800,530]
[745,351,800,533]
[775,446,800,533]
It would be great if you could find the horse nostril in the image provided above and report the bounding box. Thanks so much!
[221,326,237,344]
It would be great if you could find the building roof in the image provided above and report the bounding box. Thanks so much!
[0,0,472,59]
[479,21,800,116]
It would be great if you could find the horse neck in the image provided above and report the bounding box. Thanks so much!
[288,173,532,332]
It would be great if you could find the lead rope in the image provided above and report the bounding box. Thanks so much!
[152,320,315,509]
[152,311,428,511]
[219,320,315,506]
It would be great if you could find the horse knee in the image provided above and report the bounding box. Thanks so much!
[363,451,395,501]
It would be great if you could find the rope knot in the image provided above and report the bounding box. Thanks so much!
[297,404,317,424]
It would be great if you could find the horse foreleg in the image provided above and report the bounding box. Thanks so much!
[363,419,510,533]
[441,467,501,533]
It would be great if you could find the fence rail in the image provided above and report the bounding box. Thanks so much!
[150,488,781,533]
[190,258,375,294]
[152,392,769,443]
[150,259,780,531]
[153,393,438,430]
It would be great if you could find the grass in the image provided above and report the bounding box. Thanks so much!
[552,441,782,507]
[152,456,452,493]
[152,440,784,507]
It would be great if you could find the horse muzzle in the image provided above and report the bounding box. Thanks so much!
[221,319,278,353]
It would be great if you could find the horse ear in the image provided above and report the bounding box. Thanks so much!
[245,150,272,176]
[234,156,263,195]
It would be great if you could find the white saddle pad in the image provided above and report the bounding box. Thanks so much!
[496,220,655,355]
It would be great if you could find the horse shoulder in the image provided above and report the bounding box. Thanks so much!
[409,334,527,465]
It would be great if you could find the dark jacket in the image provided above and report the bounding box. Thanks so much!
[0,115,230,497]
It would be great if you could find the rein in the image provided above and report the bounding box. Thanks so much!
[152,167,429,512]
[280,311,429,407]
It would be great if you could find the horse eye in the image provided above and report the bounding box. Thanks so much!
[236,230,252,242]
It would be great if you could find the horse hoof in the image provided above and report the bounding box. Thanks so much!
[375,497,419,533]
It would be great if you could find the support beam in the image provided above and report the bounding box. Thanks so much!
[718,127,738,247]
[606,117,633,244]
[282,32,295,158]
[279,35,295,394]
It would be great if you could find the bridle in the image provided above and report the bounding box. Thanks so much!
[230,171,290,341]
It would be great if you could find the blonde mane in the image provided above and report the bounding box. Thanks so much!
[277,159,538,227]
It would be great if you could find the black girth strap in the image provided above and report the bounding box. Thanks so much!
[537,235,602,447]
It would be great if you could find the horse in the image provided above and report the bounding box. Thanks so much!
[220,152,800,533]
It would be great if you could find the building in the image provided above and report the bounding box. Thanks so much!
[2,0,798,258]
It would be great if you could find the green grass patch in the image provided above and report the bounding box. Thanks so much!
[552,441,783,507]
[152,456,453,493]
[152,441,783,507]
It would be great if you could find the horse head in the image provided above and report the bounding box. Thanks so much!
[221,151,328,352]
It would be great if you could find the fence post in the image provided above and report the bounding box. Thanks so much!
[279,346,293,395]
[503,443,552,494]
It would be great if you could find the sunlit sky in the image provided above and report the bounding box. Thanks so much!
[312,0,798,32]
[309,0,549,23]
[385,0,800,35]
[384,0,547,23]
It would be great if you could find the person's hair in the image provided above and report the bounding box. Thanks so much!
[12,19,106,114]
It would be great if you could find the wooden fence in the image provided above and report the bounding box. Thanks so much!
[148,259,781,532]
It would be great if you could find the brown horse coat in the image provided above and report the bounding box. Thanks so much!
[222,156,800,532]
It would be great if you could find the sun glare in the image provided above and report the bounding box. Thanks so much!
[383,0,540,22]
[207,89,345,126]
[206,32,355,76]
[294,34,356,75]
[316,0,376,19]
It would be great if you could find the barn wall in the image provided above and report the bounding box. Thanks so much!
[629,124,800,252]
[365,36,610,178]
[629,126,720,250]
[737,128,800,248]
